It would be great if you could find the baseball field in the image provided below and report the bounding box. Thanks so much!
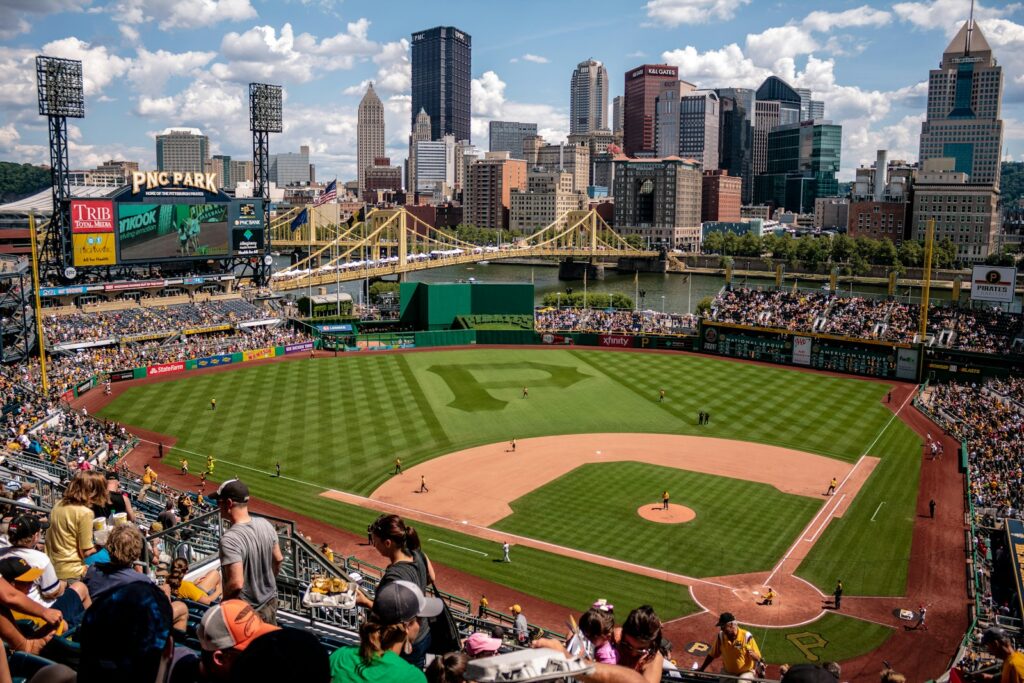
[97,347,927,665]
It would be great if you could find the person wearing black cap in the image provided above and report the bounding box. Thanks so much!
[0,514,91,626]
[974,627,1024,682]
[329,580,442,683]
[698,612,762,679]
[212,479,283,625]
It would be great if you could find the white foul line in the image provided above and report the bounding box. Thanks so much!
[428,539,488,556]
[804,494,845,543]
[765,455,864,587]
[870,501,886,522]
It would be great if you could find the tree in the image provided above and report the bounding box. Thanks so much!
[876,238,899,266]
[623,234,645,249]
[368,281,400,303]
[932,238,958,269]
[830,234,854,263]
[738,232,763,257]
[702,231,724,254]
[797,237,827,271]
[721,231,740,256]
[0,162,51,203]
[897,240,923,268]
[696,295,714,316]
[540,292,634,309]
[985,247,1016,267]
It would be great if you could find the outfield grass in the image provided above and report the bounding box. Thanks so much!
[493,462,822,577]
[99,348,913,609]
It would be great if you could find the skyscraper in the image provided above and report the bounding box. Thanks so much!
[570,59,608,135]
[754,120,842,213]
[918,20,1003,187]
[411,26,472,142]
[796,88,826,122]
[623,64,679,157]
[407,108,431,194]
[488,121,538,160]
[269,145,311,186]
[155,128,209,173]
[612,95,624,136]
[654,80,695,158]
[357,83,385,196]
[716,88,755,204]
[753,77,802,178]
[680,90,720,170]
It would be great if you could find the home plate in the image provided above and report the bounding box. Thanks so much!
[596,450,602,454]
[752,591,760,596]
[461,520,468,525]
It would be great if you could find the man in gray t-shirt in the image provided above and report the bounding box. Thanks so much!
[213,479,283,624]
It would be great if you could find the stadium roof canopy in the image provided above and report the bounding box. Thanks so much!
[0,185,118,216]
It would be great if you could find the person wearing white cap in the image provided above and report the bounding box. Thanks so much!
[329,580,442,683]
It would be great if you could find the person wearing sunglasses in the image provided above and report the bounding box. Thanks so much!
[613,606,665,683]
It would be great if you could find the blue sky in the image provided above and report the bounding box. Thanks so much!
[0,0,1021,183]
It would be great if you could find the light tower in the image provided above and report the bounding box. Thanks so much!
[249,83,282,285]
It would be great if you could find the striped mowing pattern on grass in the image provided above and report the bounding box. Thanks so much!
[493,462,823,577]
[100,348,912,607]
[745,612,894,665]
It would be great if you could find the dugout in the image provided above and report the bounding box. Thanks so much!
[398,282,534,331]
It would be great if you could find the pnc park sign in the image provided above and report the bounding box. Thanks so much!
[131,170,218,194]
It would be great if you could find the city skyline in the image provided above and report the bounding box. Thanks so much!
[0,0,1021,183]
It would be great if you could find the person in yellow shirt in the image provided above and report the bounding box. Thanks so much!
[165,558,221,606]
[760,588,776,606]
[976,627,1024,683]
[662,491,670,511]
[698,612,763,679]
[137,465,157,501]
[180,458,189,476]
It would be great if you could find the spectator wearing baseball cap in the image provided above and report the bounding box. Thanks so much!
[698,611,762,680]
[167,599,280,683]
[0,514,91,619]
[329,580,443,683]
[975,627,1024,682]
[0,560,64,656]
[228,628,330,683]
[463,631,502,658]
[213,479,283,625]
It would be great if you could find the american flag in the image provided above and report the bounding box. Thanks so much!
[314,179,337,207]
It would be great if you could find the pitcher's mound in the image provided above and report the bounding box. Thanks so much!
[637,503,696,524]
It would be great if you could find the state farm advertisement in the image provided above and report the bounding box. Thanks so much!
[147,361,185,377]
[541,333,573,345]
[70,200,115,233]
[599,335,634,348]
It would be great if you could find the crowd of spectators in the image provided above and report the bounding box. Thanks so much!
[28,326,314,398]
[43,297,273,346]
[534,308,697,335]
[709,288,1023,353]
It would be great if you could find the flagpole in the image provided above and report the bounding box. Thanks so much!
[634,270,639,311]
[308,205,314,312]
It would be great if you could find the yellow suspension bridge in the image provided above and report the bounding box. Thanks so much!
[267,206,658,292]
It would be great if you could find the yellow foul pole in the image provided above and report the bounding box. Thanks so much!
[28,212,49,395]
[918,218,935,341]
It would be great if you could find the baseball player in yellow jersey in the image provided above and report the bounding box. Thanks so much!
[699,612,762,679]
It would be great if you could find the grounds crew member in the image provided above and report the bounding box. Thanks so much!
[698,612,763,679]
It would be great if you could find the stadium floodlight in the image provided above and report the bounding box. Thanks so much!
[249,83,282,133]
[36,56,84,119]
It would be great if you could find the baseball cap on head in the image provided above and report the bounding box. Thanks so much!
[371,580,444,625]
[198,600,279,652]
[7,514,41,543]
[210,479,249,503]
[0,556,42,583]
[716,612,736,627]
[981,627,1009,645]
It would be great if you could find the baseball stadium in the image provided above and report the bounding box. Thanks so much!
[0,57,1019,683]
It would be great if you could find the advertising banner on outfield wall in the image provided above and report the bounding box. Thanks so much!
[147,361,185,377]
[971,266,1016,303]
[196,354,234,369]
[184,325,232,336]
[284,342,314,354]
[541,333,572,345]
[599,335,634,348]
[896,348,919,380]
[242,348,275,362]
[108,369,135,383]
[792,336,812,366]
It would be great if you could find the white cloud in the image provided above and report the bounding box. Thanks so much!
[0,0,92,40]
[135,74,244,129]
[0,123,21,150]
[893,0,1020,32]
[0,48,42,111]
[521,54,549,64]
[802,6,892,33]
[128,48,216,95]
[472,71,506,117]
[41,37,131,97]
[745,25,819,65]
[213,20,377,83]
[340,38,411,95]
[661,44,771,88]
[118,24,139,43]
[113,0,257,30]
[644,0,751,26]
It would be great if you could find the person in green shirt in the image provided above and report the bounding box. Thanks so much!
[330,580,443,683]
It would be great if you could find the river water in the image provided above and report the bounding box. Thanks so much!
[277,257,965,315]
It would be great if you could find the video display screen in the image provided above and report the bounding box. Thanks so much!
[117,203,229,261]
